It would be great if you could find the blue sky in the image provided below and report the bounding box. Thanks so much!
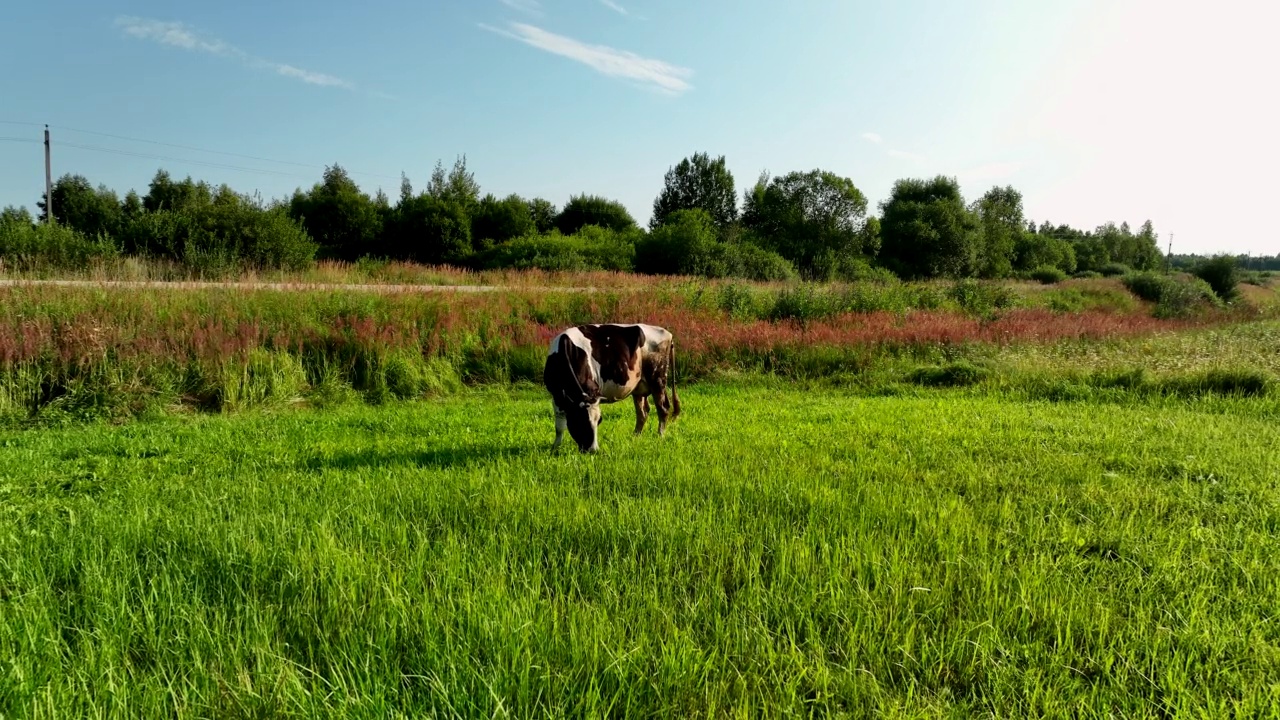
[1,0,1276,255]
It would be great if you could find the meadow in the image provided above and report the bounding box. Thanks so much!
[3,381,1278,717]
[1,271,1273,427]
[1,270,1279,717]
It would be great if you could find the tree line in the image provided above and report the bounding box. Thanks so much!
[3,151,1262,281]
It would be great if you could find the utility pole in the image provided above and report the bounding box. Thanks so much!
[43,124,53,224]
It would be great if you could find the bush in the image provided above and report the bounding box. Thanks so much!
[635,210,796,281]
[1159,368,1271,398]
[1073,270,1102,279]
[767,286,840,323]
[908,360,990,387]
[724,242,797,281]
[0,218,119,271]
[1190,255,1240,302]
[477,227,636,272]
[1122,271,1220,318]
[948,279,1018,315]
[119,200,317,271]
[1100,262,1131,277]
[1030,265,1067,284]
[1239,271,1270,287]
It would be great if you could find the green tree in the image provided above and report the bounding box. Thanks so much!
[288,164,384,261]
[650,152,738,230]
[973,185,1023,278]
[37,174,124,238]
[1,206,34,227]
[741,169,873,278]
[472,193,536,246]
[1190,255,1240,302]
[386,193,472,265]
[121,190,144,221]
[1014,232,1077,274]
[555,194,637,235]
[635,209,795,281]
[527,198,558,234]
[142,170,213,213]
[1095,220,1161,271]
[636,208,720,275]
[878,176,982,279]
[427,155,481,213]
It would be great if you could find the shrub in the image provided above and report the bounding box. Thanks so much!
[635,210,796,281]
[1122,271,1220,318]
[768,286,840,323]
[119,201,317,271]
[716,283,765,320]
[724,242,797,281]
[949,279,1018,316]
[1160,368,1271,398]
[1100,262,1131,277]
[1190,255,1240,302]
[1239,271,1269,287]
[477,227,636,272]
[0,218,119,271]
[1030,265,1068,284]
[908,360,990,387]
[1121,272,1167,303]
[1073,270,1102,279]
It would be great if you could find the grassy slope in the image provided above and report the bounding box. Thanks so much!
[2,384,1278,718]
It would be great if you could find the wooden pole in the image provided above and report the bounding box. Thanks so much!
[44,124,53,224]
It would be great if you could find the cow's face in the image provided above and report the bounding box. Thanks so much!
[565,397,601,453]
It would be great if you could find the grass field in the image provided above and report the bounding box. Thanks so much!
[3,381,1279,718]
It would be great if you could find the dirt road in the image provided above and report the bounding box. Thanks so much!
[0,279,604,293]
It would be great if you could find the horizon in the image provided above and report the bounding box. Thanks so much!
[2,0,1276,256]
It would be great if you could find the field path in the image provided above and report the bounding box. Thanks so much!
[0,278,606,293]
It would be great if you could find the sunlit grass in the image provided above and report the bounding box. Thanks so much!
[2,383,1278,717]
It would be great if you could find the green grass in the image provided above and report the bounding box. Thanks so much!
[2,383,1279,717]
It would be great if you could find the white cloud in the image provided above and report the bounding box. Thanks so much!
[480,22,693,95]
[273,63,353,89]
[116,17,237,57]
[500,0,543,16]
[600,0,630,16]
[115,16,359,92]
[956,161,1023,182]
[861,132,883,144]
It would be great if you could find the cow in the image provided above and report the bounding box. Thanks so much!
[543,323,681,453]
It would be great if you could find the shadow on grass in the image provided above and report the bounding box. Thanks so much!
[301,442,540,472]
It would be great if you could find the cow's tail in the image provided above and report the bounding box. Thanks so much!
[668,337,681,420]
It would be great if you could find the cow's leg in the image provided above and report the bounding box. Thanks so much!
[552,402,567,450]
[633,393,649,435]
[652,378,672,437]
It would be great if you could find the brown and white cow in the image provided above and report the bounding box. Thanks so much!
[543,323,681,453]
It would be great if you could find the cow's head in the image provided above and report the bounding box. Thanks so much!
[548,335,601,453]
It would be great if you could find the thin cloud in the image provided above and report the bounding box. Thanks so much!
[861,132,883,144]
[480,21,693,95]
[116,17,236,57]
[600,0,629,16]
[115,16,360,92]
[500,0,543,16]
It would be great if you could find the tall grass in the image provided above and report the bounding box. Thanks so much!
[0,280,1247,425]
[2,384,1277,716]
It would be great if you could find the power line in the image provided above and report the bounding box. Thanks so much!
[0,136,41,144]
[56,140,310,179]
[0,119,400,181]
